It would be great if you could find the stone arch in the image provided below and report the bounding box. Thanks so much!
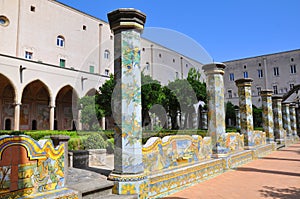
[20,80,51,130]
[0,74,17,130]
[55,85,79,130]
[85,88,98,96]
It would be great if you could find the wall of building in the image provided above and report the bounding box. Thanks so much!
[224,49,300,107]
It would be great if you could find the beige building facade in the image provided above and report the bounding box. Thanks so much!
[224,49,300,107]
[0,0,204,130]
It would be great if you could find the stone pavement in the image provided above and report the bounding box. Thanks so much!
[165,142,300,199]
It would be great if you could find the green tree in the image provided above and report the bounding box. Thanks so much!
[79,95,103,130]
[187,68,207,103]
[141,74,166,127]
[225,101,236,127]
[96,74,115,118]
[252,105,262,128]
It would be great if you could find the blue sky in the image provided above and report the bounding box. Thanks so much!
[59,0,300,63]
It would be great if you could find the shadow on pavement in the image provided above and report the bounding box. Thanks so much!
[259,186,300,199]
[85,166,112,177]
[237,167,300,177]
[262,157,300,162]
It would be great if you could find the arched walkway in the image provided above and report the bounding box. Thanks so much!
[20,80,51,130]
[85,88,98,96]
[0,74,16,130]
[55,85,79,130]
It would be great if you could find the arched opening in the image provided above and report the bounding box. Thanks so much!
[55,85,78,130]
[85,88,97,96]
[54,120,58,130]
[0,74,16,130]
[32,120,37,130]
[4,118,11,130]
[72,120,77,131]
[21,80,50,130]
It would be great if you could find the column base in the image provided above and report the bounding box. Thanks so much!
[108,172,148,199]
[266,138,275,144]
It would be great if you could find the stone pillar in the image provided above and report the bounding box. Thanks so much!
[14,103,21,131]
[50,135,70,184]
[202,63,226,156]
[77,108,83,131]
[282,102,291,137]
[168,115,172,129]
[272,95,285,142]
[289,103,298,138]
[49,105,55,130]
[201,110,208,130]
[102,117,106,130]
[260,90,274,143]
[234,108,241,129]
[235,78,254,147]
[107,9,147,198]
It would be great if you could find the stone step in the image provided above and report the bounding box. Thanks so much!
[97,194,138,199]
[67,167,114,199]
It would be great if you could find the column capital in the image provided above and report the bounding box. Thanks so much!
[289,103,296,108]
[108,8,146,33]
[14,103,22,106]
[235,78,253,87]
[282,102,291,106]
[202,62,226,75]
[272,95,283,101]
[260,89,273,97]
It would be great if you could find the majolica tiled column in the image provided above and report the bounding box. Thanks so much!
[282,102,291,137]
[260,90,274,143]
[203,63,227,156]
[235,78,254,147]
[272,95,285,142]
[235,108,241,129]
[107,9,148,198]
[289,103,298,138]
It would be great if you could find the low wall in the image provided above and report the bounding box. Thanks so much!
[143,135,212,174]
[0,135,78,199]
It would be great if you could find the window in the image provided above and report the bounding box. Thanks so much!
[25,51,33,59]
[258,63,262,66]
[228,90,232,99]
[273,85,278,94]
[104,50,110,59]
[146,62,150,70]
[243,71,248,78]
[291,58,294,62]
[175,72,179,79]
[89,65,94,73]
[243,65,247,69]
[273,67,279,76]
[83,25,87,30]
[186,64,188,68]
[159,53,162,58]
[290,84,294,90]
[30,6,35,12]
[290,64,296,74]
[173,59,175,63]
[229,73,234,81]
[57,36,65,47]
[105,69,110,76]
[257,87,261,96]
[258,69,263,78]
[59,59,66,67]
[0,16,9,27]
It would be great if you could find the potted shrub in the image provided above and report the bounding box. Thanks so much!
[83,134,107,166]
